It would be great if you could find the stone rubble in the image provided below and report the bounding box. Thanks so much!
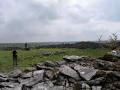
[0,55,119,90]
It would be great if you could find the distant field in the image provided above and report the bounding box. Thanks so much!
[0,48,110,72]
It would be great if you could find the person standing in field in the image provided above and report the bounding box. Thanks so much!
[12,48,18,66]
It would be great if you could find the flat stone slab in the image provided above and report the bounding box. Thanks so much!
[74,65,98,81]
[21,70,44,79]
[63,55,82,62]
[59,65,79,80]
[22,70,44,88]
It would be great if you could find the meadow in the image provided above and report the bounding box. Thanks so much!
[0,48,110,72]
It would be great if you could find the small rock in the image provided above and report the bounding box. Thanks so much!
[94,59,115,70]
[113,81,120,89]
[44,61,56,67]
[92,86,102,90]
[7,78,20,83]
[63,55,82,62]
[41,51,53,56]
[22,70,44,88]
[88,77,105,86]
[23,67,36,73]
[102,84,116,90]
[111,71,120,79]
[0,82,18,88]
[36,64,53,70]
[45,70,54,80]
[8,69,22,78]
[21,70,44,79]
[32,81,54,90]
[0,77,8,82]
[51,86,65,90]
[22,78,43,89]
[82,83,91,90]
[101,54,117,62]
[95,70,107,77]
[33,70,44,78]
[13,84,23,90]
[55,61,66,66]
[21,72,33,79]
[0,73,8,78]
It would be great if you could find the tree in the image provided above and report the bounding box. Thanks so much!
[98,34,103,43]
[108,33,119,50]
[97,34,103,48]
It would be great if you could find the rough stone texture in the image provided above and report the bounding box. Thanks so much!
[100,54,118,62]
[81,83,90,90]
[63,55,82,62]
[33,70,44,78]
[22,77,43,89]
[55,61,66,66]
[21,72,33,79]
[13,84,23,90]
[111,71,120,79]
[36,64,53,70]
[45,70,54,80]
[59,65,80,80]
[111,50,120,57]
[0,55,120,90]
[92,86,102,90]
[0,76,8,82]
[94,59,115,70]
[88,77,105,86]
[8,69,22,78]
[113,81,120,89]
[43,61,57,67]
[74,65,98,81]
[0,82,19,88]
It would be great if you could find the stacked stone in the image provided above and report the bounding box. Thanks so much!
[0,55,120,90]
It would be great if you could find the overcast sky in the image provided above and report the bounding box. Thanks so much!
[0,0,120,43]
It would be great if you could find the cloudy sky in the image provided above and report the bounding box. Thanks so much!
[0,0,120,43]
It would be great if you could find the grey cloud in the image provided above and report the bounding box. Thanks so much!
[91,0,120,22]
[0,0,120,43]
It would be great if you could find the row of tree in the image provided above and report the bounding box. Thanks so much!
[0,33,119,50]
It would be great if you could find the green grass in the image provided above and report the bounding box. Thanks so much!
[0,48,110,72]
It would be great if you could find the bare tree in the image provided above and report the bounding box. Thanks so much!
[97,34,103,48]
[109,33,118,41]
[98,34,103,43]
[108,33,119,50]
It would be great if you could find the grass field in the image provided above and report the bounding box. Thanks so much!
[0,48,110,72]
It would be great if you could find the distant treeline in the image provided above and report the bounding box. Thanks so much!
[0,41,120,50]
[36,42,103,49]
[0,42,74,50]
